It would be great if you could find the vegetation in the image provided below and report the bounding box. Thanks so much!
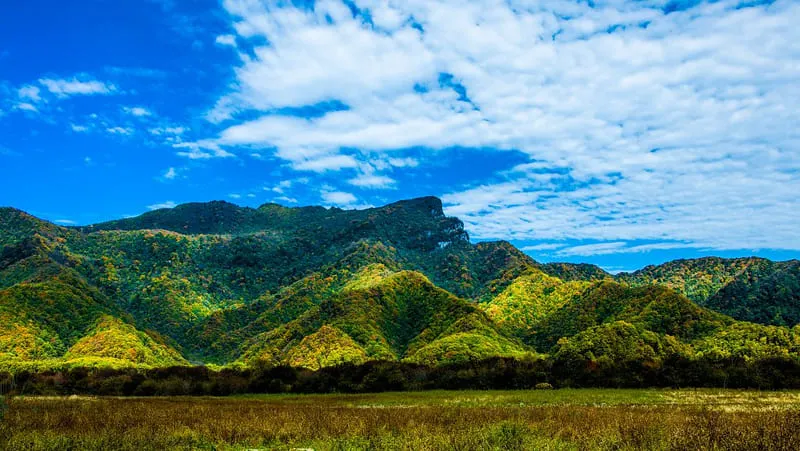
[3,352,800,397]
[64,316,186,367]
[1,197,799,385]
[619,257,800,326]
[1,389,799,450]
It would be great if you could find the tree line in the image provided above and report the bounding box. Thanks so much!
[2,354,800,397]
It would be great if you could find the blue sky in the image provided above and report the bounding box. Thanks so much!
[1,0,798,272]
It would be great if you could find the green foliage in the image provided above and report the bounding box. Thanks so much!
[530,281,731,352]
[618,257,765,301]
[619,257,800,326]
[481,269,589,335]
[0,269,116,347]
[240,269,530,368]
[284,325,369,370]
[65,316,187,367]
[541,262,612,282]
[553,321,685,375]
[0,208,67,248]
[2,198,800,378]
[0,311,64,360]
[692,322,800,361]
[704,260,800,326]
[407,331,530,366]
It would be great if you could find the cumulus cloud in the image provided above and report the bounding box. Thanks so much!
[163,167,177,180]
[321,187,373,209]
[321,190,357,206]
[192,0,799,253]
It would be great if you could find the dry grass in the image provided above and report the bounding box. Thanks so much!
[1,389,799,450]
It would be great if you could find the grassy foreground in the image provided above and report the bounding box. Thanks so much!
[2,389,800,450]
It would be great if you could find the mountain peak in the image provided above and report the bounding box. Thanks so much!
[80,197,463,247]
[382,196,445,218]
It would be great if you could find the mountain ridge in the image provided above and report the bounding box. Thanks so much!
[1,196,799,373]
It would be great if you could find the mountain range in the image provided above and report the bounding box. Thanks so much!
[1,196,798,373]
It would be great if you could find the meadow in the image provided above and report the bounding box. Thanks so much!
[1,389,800,450]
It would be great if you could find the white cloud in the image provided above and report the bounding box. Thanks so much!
[18,85,41,102]
[215,34,237,46]
[291,154,358,172]
[163,167,177,179]
[554,241,699,257]
[54,219,77,225]
[388,157,419,168]
[71,124,89,133]
[228,193,242,199]
[39,77,115,97]
[520,243,565,252]
[149,126,187,135]
[15,103,38,112]
[173,141,234,159]
[321,188,372,208]
[554,242,629,257]
[123,106,152,117]
[322,190,357,206]
[106,126,133,135]
[147,201,177,210]
[275,196,298,203]
[348,173,396,188]
[269,179,293,193]
[190,0,800,251]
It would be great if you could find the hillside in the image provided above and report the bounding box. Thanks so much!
[1,197,799,374]
[618,257,800,325]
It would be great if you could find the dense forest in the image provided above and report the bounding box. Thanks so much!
[1,197,798,389]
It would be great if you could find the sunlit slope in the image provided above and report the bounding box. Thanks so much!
[1,198,799,372]
[619,257,800,325]
[239,270,531,369]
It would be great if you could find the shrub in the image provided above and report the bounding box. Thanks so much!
[534,382,553,390]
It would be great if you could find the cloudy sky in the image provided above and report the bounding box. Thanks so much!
[1,0,798,271]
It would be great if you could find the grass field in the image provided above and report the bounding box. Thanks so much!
[2,389,800,450]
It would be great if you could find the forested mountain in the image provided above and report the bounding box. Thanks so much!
[618,257,800,326]
[1,197,798,374]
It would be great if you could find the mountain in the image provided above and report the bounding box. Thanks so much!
[618,257,800,326]
[0,209,184,371]
[1,197,799,373]
[238,268,529,369]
